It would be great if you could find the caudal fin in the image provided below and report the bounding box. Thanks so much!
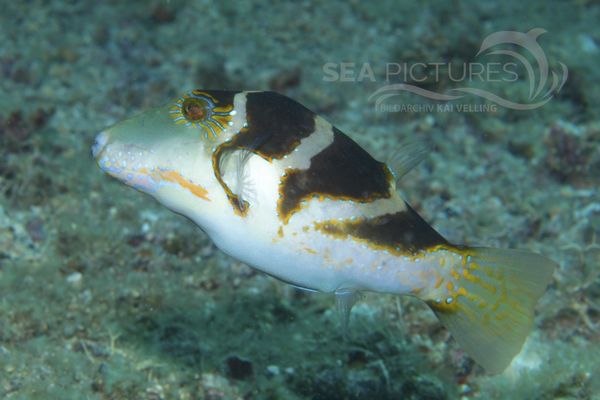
[428,247,555,373]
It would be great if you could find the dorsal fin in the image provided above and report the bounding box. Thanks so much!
[386,136,431,182]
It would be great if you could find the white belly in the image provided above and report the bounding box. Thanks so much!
[207,210,432,295]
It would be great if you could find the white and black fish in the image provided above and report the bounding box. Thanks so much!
[92,90,555,373]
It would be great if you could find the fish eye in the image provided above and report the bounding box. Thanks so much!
[169,90,235,139]
[182,98,208,121]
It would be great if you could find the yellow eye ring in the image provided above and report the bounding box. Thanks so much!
[169,91,235,139]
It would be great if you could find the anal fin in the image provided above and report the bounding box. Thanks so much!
[335,289,362,336]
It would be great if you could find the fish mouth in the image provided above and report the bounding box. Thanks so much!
[91,134,158,193]
[91,131,110,160]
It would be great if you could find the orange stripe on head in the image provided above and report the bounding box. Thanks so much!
[157,170,211,201]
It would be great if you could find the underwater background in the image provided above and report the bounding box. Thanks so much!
[1,0,599,399]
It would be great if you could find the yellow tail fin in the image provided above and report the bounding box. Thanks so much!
[428,247,555,373]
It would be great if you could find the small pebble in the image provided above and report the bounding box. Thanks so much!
[266,365,280,376]
[66,272,82,284]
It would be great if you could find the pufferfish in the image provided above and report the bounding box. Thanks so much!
[92,89,555,373]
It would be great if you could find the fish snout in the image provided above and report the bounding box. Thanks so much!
[91,131,110,160]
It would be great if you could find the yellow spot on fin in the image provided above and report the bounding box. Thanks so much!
[428,247,555,373]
